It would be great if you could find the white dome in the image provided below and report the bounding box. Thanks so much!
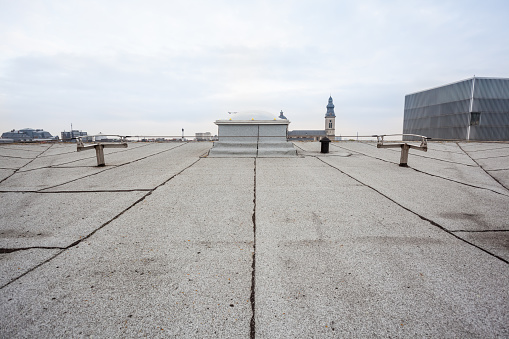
[219,110,279,121]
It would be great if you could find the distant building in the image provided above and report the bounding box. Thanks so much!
[1,128,58,142]
[288,96,337,141]
[195,132,212,141]
[61,130,88,142]
[403,77,509,141]
[288,130,326,141]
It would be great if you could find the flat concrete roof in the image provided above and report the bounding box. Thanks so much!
[1,141,508,337]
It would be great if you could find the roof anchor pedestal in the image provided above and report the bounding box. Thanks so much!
[77,136,128,166]
[375,134,428,167]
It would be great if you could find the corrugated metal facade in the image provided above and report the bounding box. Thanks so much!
[403,77,509,141]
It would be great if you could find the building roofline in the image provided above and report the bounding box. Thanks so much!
[405,76,509,96]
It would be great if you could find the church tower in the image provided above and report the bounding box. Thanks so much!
[325,96,336,140]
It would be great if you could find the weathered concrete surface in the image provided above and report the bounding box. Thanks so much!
[43,143,211,191]
[0,248,62,287]
[0,192,147,248]
[0,141,508,338]
[326,141,506,194]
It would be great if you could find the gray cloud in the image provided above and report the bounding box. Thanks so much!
[1,0,508,137]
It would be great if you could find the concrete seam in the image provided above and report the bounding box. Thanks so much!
[0,144,54,185]
[0,155,35,160]
[332,143,477,167]
[0,157,202,290]
[0,246,67,254]
[456,142,509,192]
[474,154,509,160]
[37,142,189,192]
[451,229,509,233]
[315,156,509,265]
[0,189,153,193]
[250,157,257,339]
[464,146,509,153]
[331,143,509,197]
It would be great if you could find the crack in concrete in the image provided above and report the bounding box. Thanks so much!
[0,156,202,290]
[315,156,509,265]
[250,158,257,339]
[457,142,509,192]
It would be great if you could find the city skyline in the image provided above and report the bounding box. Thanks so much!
[1,0,509,137]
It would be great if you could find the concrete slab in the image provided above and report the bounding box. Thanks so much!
[0,167,108,191]
[43,143,212,191]
[0,191,147,248]
[467,148,509,159]
[332,141,477,166]
[254,156,509,337]
[0,142,508,338]
[19,150,97,171]
[0,248,61,287]
[0,156,34,169]
[488,169,509,188]
[20,143,173,170]
[0,169,15,181]
[454,231,509,262]
[0,145,45,158]
[320,155,509,232]
[299,142,507,195]
[474,157,509,171]
[458,142,509,152]
[0,157,255,337]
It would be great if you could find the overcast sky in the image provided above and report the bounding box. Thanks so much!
[1,0,508,138]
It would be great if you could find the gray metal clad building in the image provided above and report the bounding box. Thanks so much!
[403,77,509,141]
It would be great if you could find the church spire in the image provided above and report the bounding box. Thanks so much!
[325,96,335,117]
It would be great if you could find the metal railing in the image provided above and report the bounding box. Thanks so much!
[373,134,429,167]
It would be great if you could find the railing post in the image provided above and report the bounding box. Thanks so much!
[400,144,410,167]
[95,145,105,167]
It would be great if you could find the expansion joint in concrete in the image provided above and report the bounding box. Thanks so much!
[315,156,509,265]
[250,157,257,339]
